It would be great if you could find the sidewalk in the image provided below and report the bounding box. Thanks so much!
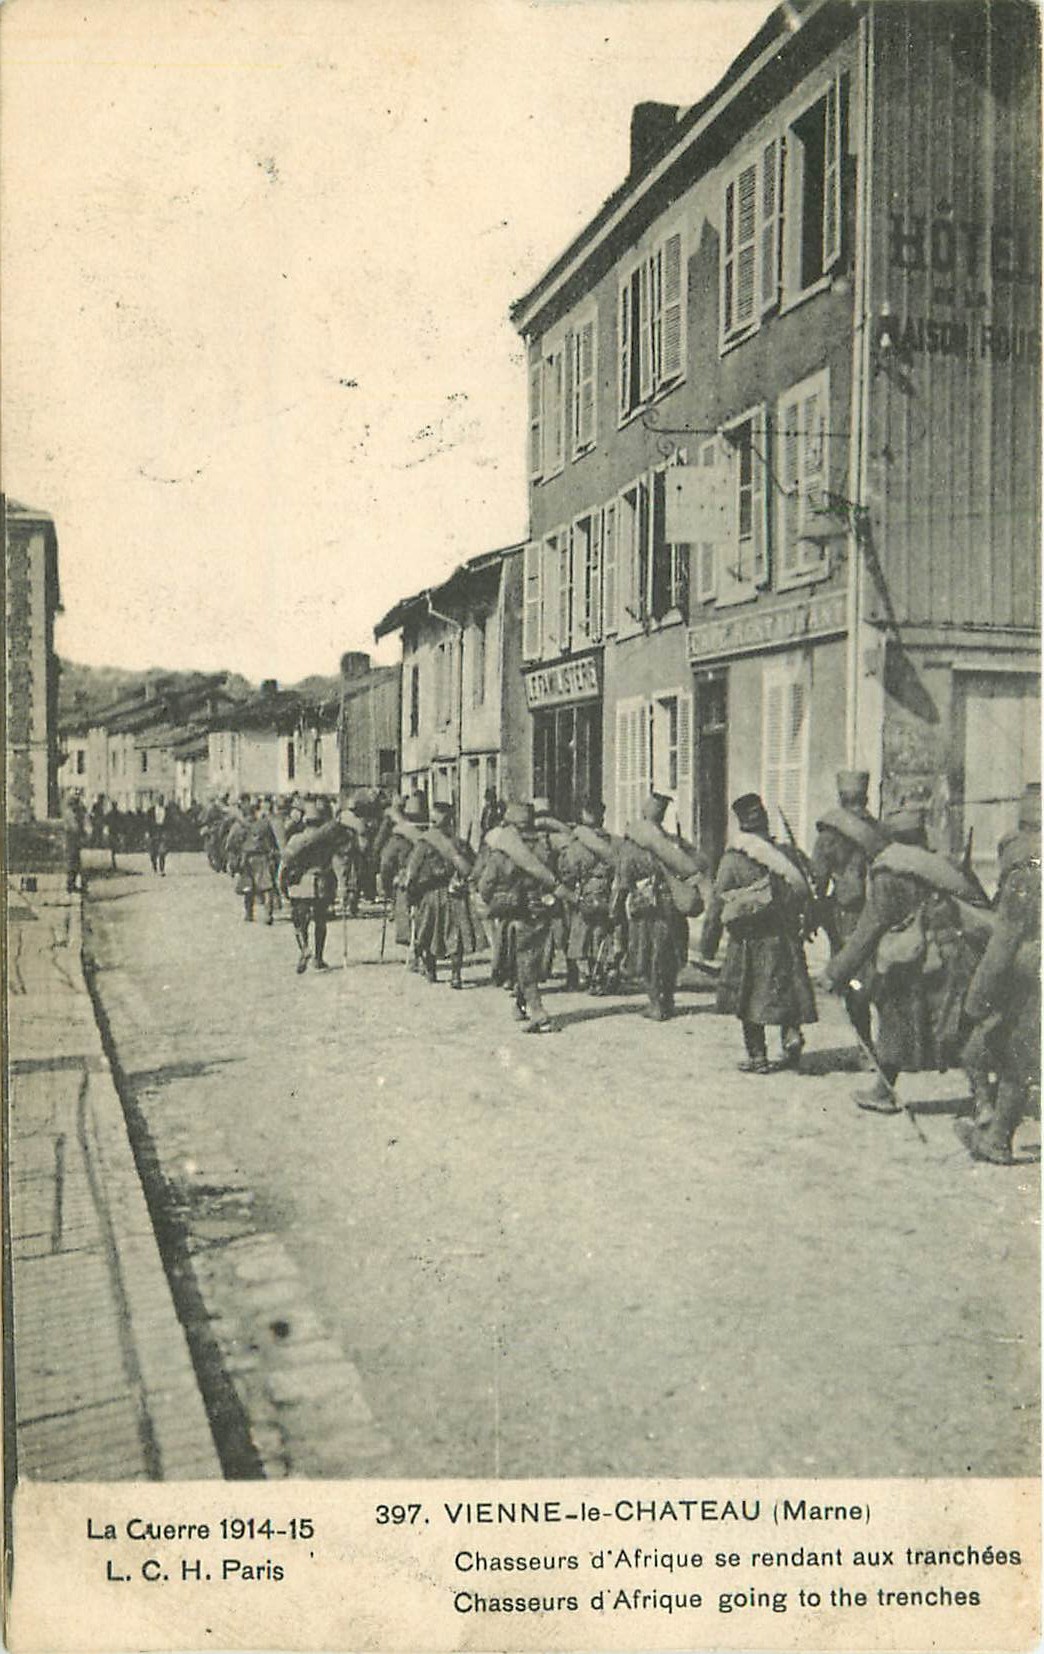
[6,875,221,1481]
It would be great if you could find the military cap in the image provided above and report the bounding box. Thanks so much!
[837,769,871,803]
[731,792,769,831]
[402,793,428,822]
[504,801,534,828]
[883,803,927,841]
[641,792,671,823]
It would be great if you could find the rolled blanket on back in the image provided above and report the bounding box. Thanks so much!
[420,826,473,880]
[731,830,811,897]
[624,818,705,878]
[573,823,621,867]
[485,824,558,891]
[873,842,985,903]
[814,807,886,858]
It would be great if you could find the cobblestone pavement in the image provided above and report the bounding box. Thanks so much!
[6,875,219,1482]
[84,852,1039,1480]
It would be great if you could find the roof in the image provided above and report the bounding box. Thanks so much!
[374,541,525,640]
[339,663,400,704]
[510,0,849,335]
[4,496,56,527]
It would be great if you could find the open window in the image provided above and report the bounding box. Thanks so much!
[776,369,831,588]
[619,227,686,419]
[782,74,844,301]
[716,406,769,606]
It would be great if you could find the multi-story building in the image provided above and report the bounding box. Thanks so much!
[511,0,1040,868]
[4,498,61,821]
[337,653,401,798]
[374,544,527,842]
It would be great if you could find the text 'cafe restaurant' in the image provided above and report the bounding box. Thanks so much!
[525,653,603,819]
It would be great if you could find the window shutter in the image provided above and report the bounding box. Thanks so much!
[589,509,603,642]
[676,690,693,840]
[522,539,542,659]
[735,161,758,329]
[575,318,596,452]
[778,393,801,577]
[615,702,633,833]
[636,702,651,814]
[696,438,718,601]
[650,468,671,620]
[751,405,769,586]
[660,231,684,382]
[618,280,632,418]
[721,179,735,345]
[782,677,808,838]
[528,360,542,480]
[761,672,786,827]
[822,75,842,271]
[638,259,653,402]
[760,138,783,313]
[559,531,572,651]
[542,534,560,659]
[549,348,565,472]
[603,500,618,634]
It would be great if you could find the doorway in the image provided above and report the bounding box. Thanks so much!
[694,670,728,869]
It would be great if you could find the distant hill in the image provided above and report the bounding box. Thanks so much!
[57,659,341,724]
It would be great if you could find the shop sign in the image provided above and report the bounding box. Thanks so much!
[524,655,601,709]
[686,591,847,665]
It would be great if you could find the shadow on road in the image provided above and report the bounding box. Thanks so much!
[799,1044,865,1076]
[552,1000,714,1030]
[128,1056,239,1089]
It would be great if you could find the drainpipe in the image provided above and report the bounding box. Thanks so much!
[425,589,465,816]
[846,8,875,773]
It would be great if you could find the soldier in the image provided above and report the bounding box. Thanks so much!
[476,800,571,1032]
[378,793,428,965]
[62,795,86,895]
[810,769,885,1049]
[822,802,988,1112]
[557,799,618,993]
[145,796,170,875]
[277,806,343,973]
[405,801,485,987]
[238,804,279,923]
[532,796,573,979]
[955,783,1041,1164]
[700,792,816,1070]
[479,786,504,837]
[614,793,707,1022]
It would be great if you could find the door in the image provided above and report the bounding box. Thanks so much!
[695,670,728,869]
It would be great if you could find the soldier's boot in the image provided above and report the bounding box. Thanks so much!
[965,1067,998,1130]
[243,894,254,922]
[450,953,463,991]
[738,1021,771,1074]
[512,985,529,1022]
[294,930,311,974]
[564,961,581,992]
[780,1026,805,1071]
[265,892,275,926]
[422,951,437,983]
[313,915,329,969]
[854,1071,901,1114]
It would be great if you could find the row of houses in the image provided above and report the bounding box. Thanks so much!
[61,653,400,812]
[374,0,1041,876]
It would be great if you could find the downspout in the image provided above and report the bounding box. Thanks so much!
[846,7,875,768]
[425,590,465,813]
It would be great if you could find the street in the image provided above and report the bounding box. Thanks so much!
[83,850,1039,1481]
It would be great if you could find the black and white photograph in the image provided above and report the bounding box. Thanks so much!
[3,0,1041,1647]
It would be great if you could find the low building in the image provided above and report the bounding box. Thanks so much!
[5,498,61,821]
[94,674,239,810]
[337,653,401,798]
[374,544,526,843]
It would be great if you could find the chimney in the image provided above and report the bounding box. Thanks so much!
[340,651,371,683]
[629,102,680,178]
[260,678,278,697]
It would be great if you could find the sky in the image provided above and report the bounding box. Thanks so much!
[2,0,775,683]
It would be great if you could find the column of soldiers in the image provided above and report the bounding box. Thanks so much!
[193,772,1039,1167]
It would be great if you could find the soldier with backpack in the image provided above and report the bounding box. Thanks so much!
[613,793,708,1023]
[810,769,885,1049]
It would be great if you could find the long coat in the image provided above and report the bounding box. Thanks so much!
[810,809,880,947]
[701,844,817,1027]
[475,830,560,989]
[405,837,487,958]
[826,865,982,1071]
[613,840,688,986]
[557,833,615,962]
[964,855,1040,1094]
[379,830,417,945]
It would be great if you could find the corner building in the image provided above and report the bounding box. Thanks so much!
[511,0,1040,871]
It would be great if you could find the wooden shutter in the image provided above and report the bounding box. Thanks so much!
[618,279,632,417]
[735,161,758,330]
[676,690,693,840]
[822,75,842,271]
[696,439,718,601]
[721,178,735,345]
[542,533,560,659]
[603,500,618,633]
[636,701,651,816]
[522,539,542,659]
[660,231,684,382]
[778,390,801,578]
[574,318,596,452]
[759,138,783,313]
[546,347,565,473]
[638,259,653,403]
[650,468,671,620]
[762,661,809,843]
[589,509,603,642]
[751,405,769,586]
[615,701,634,833]
[559,532,572,650]
[528,360,542,479]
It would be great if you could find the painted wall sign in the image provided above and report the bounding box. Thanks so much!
[686,591,847,665]
[524,655,600,709]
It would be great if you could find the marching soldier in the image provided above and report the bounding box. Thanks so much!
[956,784,1041,1164]
[613,793,707,1022]
[239,804,280,924]
[700,792,817,1070]
[145,796,170,875]
[822,802,988,1111]
[378,793,428,965]
[277,806,344,973]
[810,769,885,1048]
[476,800,571,1032]
[557,799,618,993]
[404,801,486,987]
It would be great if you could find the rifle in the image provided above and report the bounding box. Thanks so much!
[777,807,819,942]
[845,979,929,1146]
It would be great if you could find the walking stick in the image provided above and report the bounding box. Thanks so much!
[379,897,389,960]
[845,982,929,1146]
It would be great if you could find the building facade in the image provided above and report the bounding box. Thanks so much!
[5,498,61,821]
[374,545,526,843]
[338,653,401,799]
[511,0,1040,867]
